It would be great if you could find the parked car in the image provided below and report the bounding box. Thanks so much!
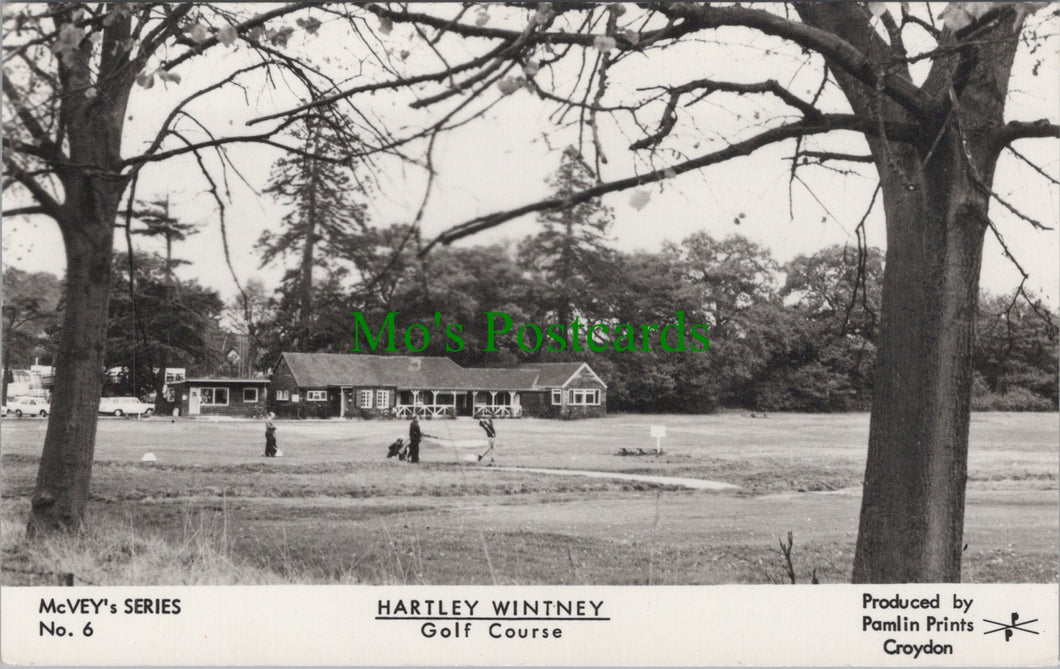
[9,396,51,417]
[98,396,154,417]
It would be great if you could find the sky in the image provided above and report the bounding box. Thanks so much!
[2,2,1059,308]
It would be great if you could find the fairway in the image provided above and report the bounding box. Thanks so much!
[2,412,1056,585]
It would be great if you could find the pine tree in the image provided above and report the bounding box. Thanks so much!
[518,146,614,327]
[258,122,370,350]
[128,197,201,408]
[133,196,200,284]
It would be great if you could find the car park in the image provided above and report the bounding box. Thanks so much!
[98,396,155,417]
[9,396,51,417]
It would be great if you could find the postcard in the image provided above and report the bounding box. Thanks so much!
[2,2,1057,666]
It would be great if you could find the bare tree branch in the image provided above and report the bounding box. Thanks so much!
[424,114,917,253]
[653,3,929,118]
[1,205,46,217]
[1,158,63,219]
[631,78,823,151]
[987,119,1060,157]
[799,151,875,163]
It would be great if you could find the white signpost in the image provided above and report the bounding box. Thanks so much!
[649,424,666,453]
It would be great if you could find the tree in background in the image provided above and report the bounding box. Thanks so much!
[518,147,615,327]
[667,233,784,408]
[974,291,1059,410]
[597,251,704,411]
[132,196,200,283]
[127,197,202,409]
[669,233,780,333]
[106,253,224,399]
[1,268,62,403]
[755,245,886,411]
[258,122,371,351]
[223,278,273,375]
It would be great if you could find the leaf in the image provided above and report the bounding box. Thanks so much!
[964,2,997,20]
[533,3,553,25]
[158,70,181,84]
[188,22,208,44]
[297,16,322,35]
[217,24,238,46]
[84,86,98,101]
[246,26,265,42]
[939,2,1002,31]
[50,23,85,66]
[379,16,393,35]
[135,71,155,89]
[629,190,651,211]
[475,10,489,27]
[497,77,522,96]
[102,5,130,27]
[938,5,971,30]
[399,49,409,61]
[867,2,888,18]
[593,35,617,53]
[663,167,677,179]
[523,60,540,77]
[268,26,294,47]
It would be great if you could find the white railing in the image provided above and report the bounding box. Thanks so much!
[473,405,521,419]
[393,404,454,418]
[390,404,522,418]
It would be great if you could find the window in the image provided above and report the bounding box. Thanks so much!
[275,390,290,401]
[359,390,373,408]
[551,389,562,405]
[567,389,600,406]
[201,387,229,406]
[243,388,259,403]
[306,390,327,402]
[376,390,390,408]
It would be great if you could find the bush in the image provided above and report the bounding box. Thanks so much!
[972,387,1054,412]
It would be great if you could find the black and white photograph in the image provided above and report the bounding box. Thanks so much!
[1,1,1058,665]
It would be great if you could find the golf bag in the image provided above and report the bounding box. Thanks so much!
[386,437,408,461]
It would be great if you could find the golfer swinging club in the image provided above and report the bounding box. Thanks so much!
[477,417,496,463]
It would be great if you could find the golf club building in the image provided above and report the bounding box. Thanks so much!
[268,353,606,419]
[173,378,271,418]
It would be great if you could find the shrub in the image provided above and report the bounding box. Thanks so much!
[972,387,1054,412]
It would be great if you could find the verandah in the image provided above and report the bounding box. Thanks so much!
[392,389,522,418]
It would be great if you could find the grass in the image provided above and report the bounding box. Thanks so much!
[1,500,300,586]
[2,411,1057,585]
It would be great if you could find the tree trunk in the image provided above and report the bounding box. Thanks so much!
[25,7,137,536]
[852,138,991,582]
[792,1,1025,584]
[2,340,11,405]
[298,159,318,350]
[152,349,169,413]
[28,199,120,536]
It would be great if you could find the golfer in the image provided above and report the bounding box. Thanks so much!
[264,412,278,457]
[477,417,496,463]
[408,416,422,463]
